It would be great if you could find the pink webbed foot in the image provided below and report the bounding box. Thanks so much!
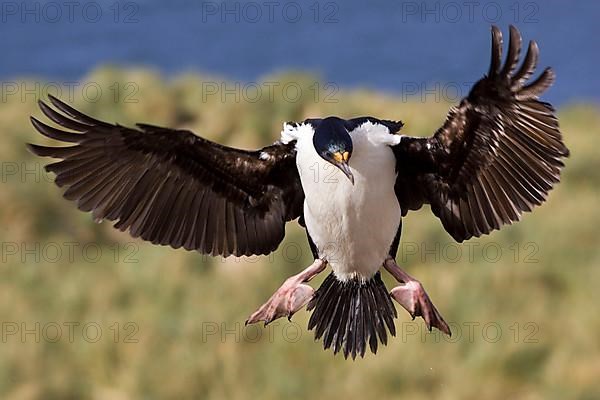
[245,259,326,326]
[384,257,451,336]
[245,282,315,325]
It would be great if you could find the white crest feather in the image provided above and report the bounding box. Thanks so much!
[280,122,314,144]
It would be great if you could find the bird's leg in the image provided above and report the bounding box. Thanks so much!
[384,256,451,336]
[246,258,327,326]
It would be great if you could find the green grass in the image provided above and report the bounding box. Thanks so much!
[1,67,598,399]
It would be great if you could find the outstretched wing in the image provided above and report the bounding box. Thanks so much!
[28,95,304,257]
[393,25,569,242]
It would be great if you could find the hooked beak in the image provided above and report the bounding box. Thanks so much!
[337,161,355,185]
[332,151,354,185]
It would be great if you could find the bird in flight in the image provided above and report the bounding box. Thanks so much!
[29,26,568,359]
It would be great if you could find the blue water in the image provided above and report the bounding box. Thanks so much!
[1,0,598,106]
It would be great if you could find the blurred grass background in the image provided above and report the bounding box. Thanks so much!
[1,68,598,400]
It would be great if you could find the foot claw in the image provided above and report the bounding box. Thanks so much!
[390,280,451,336]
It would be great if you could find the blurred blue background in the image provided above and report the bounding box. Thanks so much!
[1,0,598,105]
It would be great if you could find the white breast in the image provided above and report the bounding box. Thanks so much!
[283,121,402,281]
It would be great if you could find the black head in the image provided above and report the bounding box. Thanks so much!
[312,117,354,184]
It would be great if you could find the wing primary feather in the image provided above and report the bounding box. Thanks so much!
[512,41,539,90]
[500,25,522,77]
[38,100,92,132]
[517,68,555,100]
[30,117,83,143]
[488,25,503,77]
[47,95,112,127]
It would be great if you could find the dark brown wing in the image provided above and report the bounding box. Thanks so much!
[393,25,569,242]
[28,95,304,256]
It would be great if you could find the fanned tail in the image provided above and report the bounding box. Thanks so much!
[307,272,397,359]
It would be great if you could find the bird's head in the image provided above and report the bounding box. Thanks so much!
[312,117,354,184]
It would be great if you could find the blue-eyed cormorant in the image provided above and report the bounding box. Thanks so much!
[28,26,569,359]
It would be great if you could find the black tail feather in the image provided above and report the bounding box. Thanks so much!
[307,272,397,359]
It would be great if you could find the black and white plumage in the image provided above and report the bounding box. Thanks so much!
[28,26,568,359]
